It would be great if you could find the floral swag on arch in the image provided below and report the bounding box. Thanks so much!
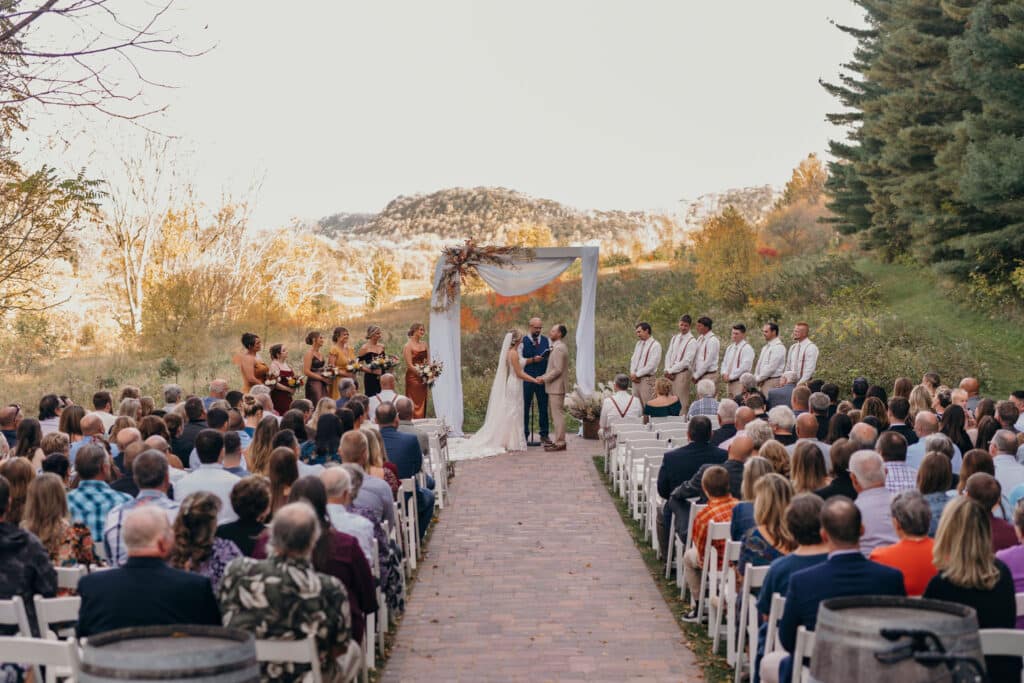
[428,242,600,435]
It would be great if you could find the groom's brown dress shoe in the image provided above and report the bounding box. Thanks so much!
[544,443,567,452]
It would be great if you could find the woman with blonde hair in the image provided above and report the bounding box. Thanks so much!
[730,456,774,541]
[642,377,682,422]
[357,325,387,398]
[738,473,795,575]
[403,322,431,419]
[908,385,932,422]
[924,496,1019,680]
[308,397,337,433]
[791,441,829,493]
[757,440,790,478]
[365,430,400,496]
[22,473,99,572]
[245,416,279,475]
[118,398,142,422]
[168,492,242,589]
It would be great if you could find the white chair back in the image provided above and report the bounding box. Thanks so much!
[0,636,79,683]
[55,566,85,592]
[765,593,786,654]
[1016,592,1024,617]
[791,626,815,683]
[978,628,1024,659]
[0,596,31,636]
[255,636,322,683]
[33,595,81,640]
[696,521,732,622]
[734,565,771,683]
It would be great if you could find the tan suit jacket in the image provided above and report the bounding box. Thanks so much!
[541,341,568,395]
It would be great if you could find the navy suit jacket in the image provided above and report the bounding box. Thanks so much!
[777,552,905,680]
[656,441,726,500]
[76,557,221,638]
[767,384,795,411]
[380,426,423,480]
[521,334,550,378]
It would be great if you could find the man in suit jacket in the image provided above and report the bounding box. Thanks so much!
[767,371,798,410]
[539,324,570,452]
[655,416,725,555]
[377,403,435,539]
[77,504,221,638]
[760,496,905,683]
[521,317,551,444]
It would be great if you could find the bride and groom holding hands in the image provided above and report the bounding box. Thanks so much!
[461,316,570,457]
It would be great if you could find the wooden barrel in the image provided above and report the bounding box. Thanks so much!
[810,596,985,683]
[79,624,259,683]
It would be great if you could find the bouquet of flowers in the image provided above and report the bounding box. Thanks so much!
[415,360,444,387]
[564,386,605,423]
[283,375,306,389]
[370,354,401,374]
[343,358,362,374]
[320,365,339,380]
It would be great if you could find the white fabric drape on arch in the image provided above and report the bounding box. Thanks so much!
[428,246,599,435]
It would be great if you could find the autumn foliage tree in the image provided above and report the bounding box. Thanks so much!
[690,206,763,307]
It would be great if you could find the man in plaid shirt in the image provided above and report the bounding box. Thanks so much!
[68,444,132,544]
[686,378,720,419]
[681,465,737,621]
[104,450,180,566]
[878,431,917,493]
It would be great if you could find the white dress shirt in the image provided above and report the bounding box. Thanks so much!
[600,391,644,433]
[720,340,754,381]
[754,338,786,383]
[172,464,241,525]
[691,332,720,379]
[369,390,407,422]
[664,332,697,375]
[786,339,819,384]
[327,503,375,562]
[629,338,662,378]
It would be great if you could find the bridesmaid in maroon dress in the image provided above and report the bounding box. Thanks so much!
[267,344,297,415]
[403,322,430,419]
[303,330,329,403]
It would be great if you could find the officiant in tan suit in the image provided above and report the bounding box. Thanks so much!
[539,323,570,452]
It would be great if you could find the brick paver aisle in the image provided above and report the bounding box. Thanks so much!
[382,436,702,682]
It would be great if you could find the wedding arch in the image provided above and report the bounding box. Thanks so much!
[428,243,600,435]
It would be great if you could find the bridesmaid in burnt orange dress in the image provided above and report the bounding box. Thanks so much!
[403,322,430,419]
[237,332,270,392]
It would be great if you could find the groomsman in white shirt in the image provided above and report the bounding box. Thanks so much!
[690,316,720,386]
[599,374,644,437]
[629,322,662,406]
[755,321,786,393]
[785,321,819,385]
[663,314,697,413]
[720,323,755,398]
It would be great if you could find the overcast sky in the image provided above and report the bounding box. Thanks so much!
[24,0,866,230]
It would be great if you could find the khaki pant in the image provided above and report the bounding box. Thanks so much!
[758,376,783,393]
[634,376,656,406]
[683,546,703,604]
[670,370,692,414]
[548,392,566,445]
[726,379,743,398]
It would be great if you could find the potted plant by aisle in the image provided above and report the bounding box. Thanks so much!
[565,385,609,440]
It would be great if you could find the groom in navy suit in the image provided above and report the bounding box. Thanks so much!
[522,316,551,445]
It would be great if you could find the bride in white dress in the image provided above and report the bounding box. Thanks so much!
[450,329,542,460]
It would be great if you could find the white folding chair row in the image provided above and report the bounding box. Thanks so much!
[665,499,705,585]
[764,593,786,656]
[979,628,1024,666]
[0,636,79,683]
[695,521,731,623]
[399,478,420,572]
[649,416,686,426]
[426,433,449,508]
[618,438,663,499]
[627,445,668,519]
[609,426,651,486]
[791,625,815,683]
[708,539,741,664]
[1017,591,1024,617]
[734,565,771,683]
[656,428,687,442]
[641,455,664,545]
[607,422,649,476]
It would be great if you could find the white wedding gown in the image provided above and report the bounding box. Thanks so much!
[448,332,528,460]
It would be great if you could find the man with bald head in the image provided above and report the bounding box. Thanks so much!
[78,504,221,637]
[113,426,142,472]
[143,435,187,478]
[786,412,831,463]
[522,315,551,444]
[959,377,981,413]
[848,422,879,450]
[849,450,897,555]
[69,413,105,464]
[718,406,754,451]
[368,373,406,423]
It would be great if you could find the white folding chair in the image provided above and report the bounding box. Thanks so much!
[628,445,667,519]
[1016,592,1024,617]
[708,540,741,661]
[790,626,815,683]
[734,565,771,683]
[399,478,419,570]
[649,416,686,427]
[608,423,649,479]
[620,438,663,499]
[978,628,1024,668]
[656,428,687,442]
[0,596,31,637]
[54,566,85,593]
[642,454,665,546]
[255,636,323,683]
[764,593,786,655]
[696,521,732,623]
[33,595,81,640]
[0,636,79,683]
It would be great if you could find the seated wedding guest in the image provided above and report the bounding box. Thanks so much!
[219,502,359,683]
[940,404,973,457]
[730,456,774,541]
[280,409,316,463]
[886,397,918,445]
[790,386,811,418]
[168,492,241,589]
[760,496,904,683]
[711,399,738,447]
[58,404,85,443]
[103,450,181,566]
[364,427,400,497]
[246,415,279,475]
[917,452,952,536]
[815,438,857,500]
[41,453,71,485]
[956,449,994,496]
[876,430,916,494]
[848,421,878,450]
[973,415,998,453]
[339,430,397,529]
[995,500,1024,629]
[965,473,1018,551]
[676,434,751,504]
[791,442,829,494]
[861,396,889,429]
[216,476,270,557]
[268,447,299,519]
[766,406,797,446]
[924,496,1020,681]
[67,444,132,542]
[767,371,798,411]
[850,450,897,555]
[378,403,434,539]
[808,392,831,440]
[718,406,753,451]
[738,473,795,576]
[396,397,430,457]
[335,378,357,410]
[0,405,19,449]
[908,385,933,422]
[656,416,724,552]
[78,505,221,637]
[203,379,229,411]
[161,384,184,413]
[687,379,719,419]
[906,412,962,472]
[990,430,1024,505]
[171,397,207,462]
[787,413,831,462]
[186,408,231,469]
[368,374,406,422]
[869,490,936,596]
[758,440,790,478]
[38,393,62,435]
[23,472,100,571]
[273,429,324,478]
[745,421,775,455]
[0,457,33,526]
[644,378,682,421]
[174,429,240,525]
[110,441,146,497]
[825,412,851,445]
[320,466,374,562]
[681,466,738,622]
[746,393,768,421]
[221,431,247,476]
[12,417,44,469]
[0,474,57,636]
